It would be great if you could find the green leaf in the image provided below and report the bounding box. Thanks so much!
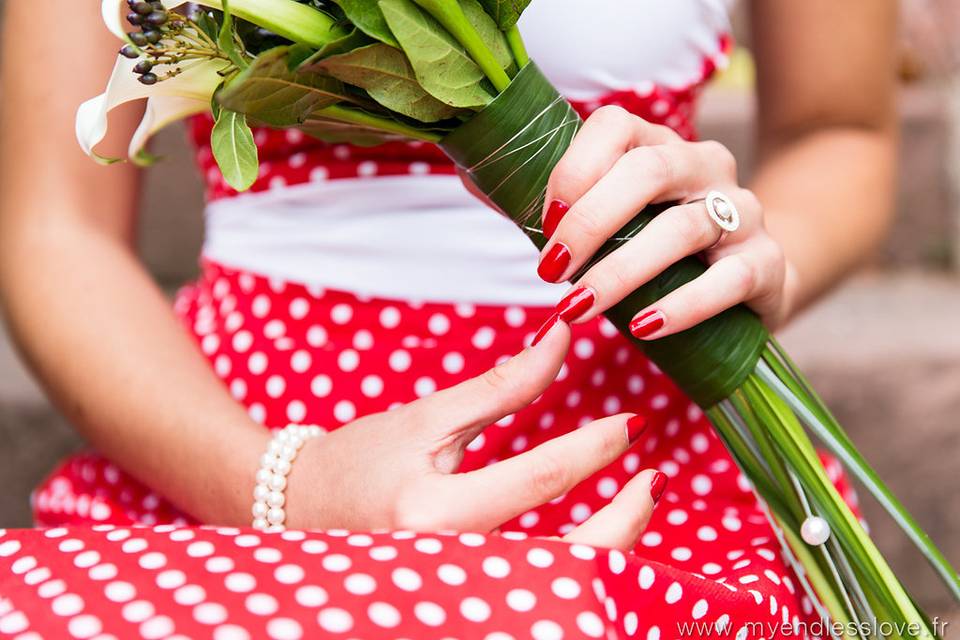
[330,0,400,47]
[476,0,531,29]
[458,0,513,73]
[211,109,259,191]
[218,0,248,69]
[217,47,349,127]
[379,0,493,108]
[299,118,407,146]
[312,43,462,122]
[297,29,377,69]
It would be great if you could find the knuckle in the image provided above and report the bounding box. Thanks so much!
[737,187,762,215]
[549,157,588,191]
[676,206,715,248]
[566,207,606,243]
[589,104,630,127]
[528,450,570,499]
[698,140,737,177]
[480,362,521,400]
[639,145,676,186]
[726,255,757,297]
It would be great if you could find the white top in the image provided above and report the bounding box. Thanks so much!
[202,1,733,306]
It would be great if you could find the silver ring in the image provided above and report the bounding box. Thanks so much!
[694,190,740,248]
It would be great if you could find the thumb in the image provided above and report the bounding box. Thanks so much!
[419,315,569,445]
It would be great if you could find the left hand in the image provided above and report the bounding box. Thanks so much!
[537,106,796,335]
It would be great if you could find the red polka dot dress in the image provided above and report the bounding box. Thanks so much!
[2,5,856,639]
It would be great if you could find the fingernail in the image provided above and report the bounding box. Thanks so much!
[629,309,665,339]
[555,286,595,323]
[537,243,571,283]
[650,471,668,503]
[543,199,569,239]
[531,312,563,346]
[626,415,647,443]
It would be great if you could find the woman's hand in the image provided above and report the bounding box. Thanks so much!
[285,321,663,550]
[538,106,796,335]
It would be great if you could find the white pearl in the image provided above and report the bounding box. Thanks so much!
[256,467,273,486]
[273,458,292,476]
[275,430,290,443]
[253,484,270,502]
[268,473,287,492]
[289,436,304,449]
[260,452,276,468]
[280,445,297,461]
[801,516,831,546]
[252,518,268,530]
[252,501,268,518]
[267,507,285,525]
[307,426,322,437]
[268,440,284,455]
[267,491,285,508]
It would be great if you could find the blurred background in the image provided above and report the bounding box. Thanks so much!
[1,0,959,621]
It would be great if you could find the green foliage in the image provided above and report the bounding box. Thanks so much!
[330,0,400,47]
[211,109,259,191]
[217,47,350,127]
[313,43,463,121]
[458,0,514,73]
[476,0,531,29]
[379,0,493,108]
[218,0,249,69]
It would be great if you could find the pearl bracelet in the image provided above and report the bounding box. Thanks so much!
[252,423,323,531]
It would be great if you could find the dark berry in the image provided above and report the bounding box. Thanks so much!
[120,44,141,59]
[138,73,159,85]
[145,10,168,26]
[132,2,153,15]
[128,31,148,46]
[143,29,162,44]
[126,12,144,26]
[133,60,154,74]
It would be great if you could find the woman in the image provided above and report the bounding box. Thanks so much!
[0,1,895,638]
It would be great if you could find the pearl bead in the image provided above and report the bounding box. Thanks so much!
[267,507,285,525]
[267,491,285,508]
[307,426,322,437]
[252,518,268,530]
[268,440,284,455]
[280,445,297,461]
[273,458,292,476]
[260,452,276,468]
[253,484,270,502]
[801,516,831,546]
[256,468,273,486]
[252,501,268,518]
[268,473,287,492]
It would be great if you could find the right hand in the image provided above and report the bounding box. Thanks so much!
[284,319,663,550]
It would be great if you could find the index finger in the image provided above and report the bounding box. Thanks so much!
[543,106,679,238]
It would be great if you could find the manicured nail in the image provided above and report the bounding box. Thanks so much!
[537,243,571,283]
[531,312,563,346]
[555,286,595,323]
[629,310,665,339]
[650,471,668,503]
[542,199,569,239]
[626,415,647,443]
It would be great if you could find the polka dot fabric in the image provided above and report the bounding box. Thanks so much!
[11,261,866,638]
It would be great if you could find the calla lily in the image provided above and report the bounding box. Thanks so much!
[76,55,225,162]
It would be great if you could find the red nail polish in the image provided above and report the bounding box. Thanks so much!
[650,471,668,503]
[537,243,571,283]
[556,286,595,323]
[531,312,562,346]
[543,199,569,239]
[626,415,647,442]
[629,310,665,339]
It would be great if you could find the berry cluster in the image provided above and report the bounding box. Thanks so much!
[119,1,186,84]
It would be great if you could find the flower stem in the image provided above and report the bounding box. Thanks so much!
[194,0,349,48]
[505,25,529,67]
[313,105,444,143]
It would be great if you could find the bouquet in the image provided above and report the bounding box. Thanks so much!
[80,0,959,635]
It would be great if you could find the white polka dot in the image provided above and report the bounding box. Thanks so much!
[390,567,422,592]
[105,582,136,603]
[427,313,451,335]
[691,474,713,495]
[122,600,154,623]
[248,352,268,375]
[271,564,304,585]
[330,303,352,324]
[213,624,250,640]
[574,338,595,359]
[482,556,511,579]
[186,541,214,558]
[309,374,333,398]
[156,569,186,589]
[266,617,302,640]
[577,611,605,638]
[246,593,279,616]
[68,614,102,639]
[232,331,253,353]
[692,599,709,619]
[551,577,581,599]
[25,567,52,585]
[389,350,411,372]
[369,546,398,561]
[38,579,66,598]
[671,547,692,561]
[608,550,626,574]
[379,307,401,328]
[0,611,28,635]
[58,539,84,553]
[648,626,662,640]
[301,539,328,554]
[333,400,356,423]
[437,564,466,585]
[531,619,564,640]
[194,602,228,625]
[638,566,655,589]
[665,581,683,604]
[174,585,206,605]
[460,597,491,622]
[471,327,495,349]
[368,601,400,628]
[666,509,688,525]
[414,601,446,626]
[570,503,591,523]
[641,531,662,547]
[295,585,328,608]
[139,615,174,639]
[414,377,436,397]
[337,349,360,372]
[288,298,310,319]
[413,538,442,554]
[569,544,596,561]
[360,375,384,397]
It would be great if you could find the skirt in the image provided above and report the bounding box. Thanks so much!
[2,259,858,639]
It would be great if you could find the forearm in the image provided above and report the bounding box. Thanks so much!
[0,216,267,525]
[751,124,897,318]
